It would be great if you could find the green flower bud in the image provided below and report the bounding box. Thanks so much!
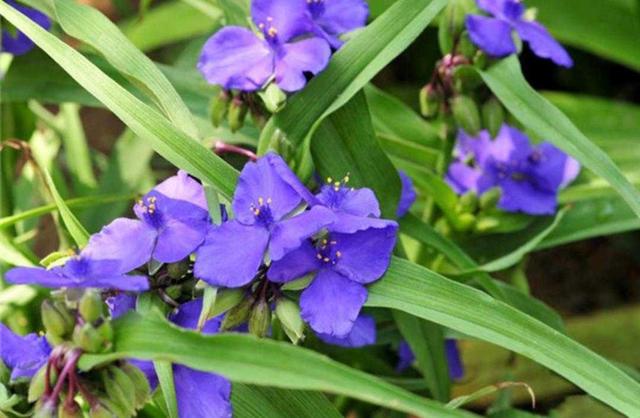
[0,360,10,385]
[33,399,57,418]
[259,83,287,113]
[451,65,483,93]
[122,363,151,409]
[59,401,82,418]
[419,84,441,118]
[167,259,190,279]
[451,95,481,135]
[73,323,104,353]
[275,298,305,344]
[210,90,230,127]
[221,296,254,331]
[28,365,57,402]
[434,217,452,237]
[479,187,502,209]
[456,191,478,214]
[438,0,477,54]
[474,215,500,232]
[95,398,129,418]
[41,300,74,338]
[248,299,271,338]
[79,290,104,323]
[482,97,505,138]
[452,212,476,232]
[228,96,249,133]
[89,403,115,418]
[101,367,135,415]
[96,321,114,353]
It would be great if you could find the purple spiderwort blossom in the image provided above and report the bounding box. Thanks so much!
[305,0,368,48]
[396,171,417,218]
[198,0,331,92]
[2,0,51,56]
[268,224,397,337]
[107,298,232,418]
[316,314,376,347]
[396,340,464,380]
[195,153,335,288]
[6,218,151,291]
[446,125,580,215]
[466,0,573,67]
[0,323,51,380]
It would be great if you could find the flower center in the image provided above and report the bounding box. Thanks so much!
[137,196,164,229]
[315,238,342,265]
[257,16,279,44]
[306,0,325,19]
[321,175,352,208]
[251,196,275,226]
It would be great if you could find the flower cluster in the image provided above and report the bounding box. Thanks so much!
[2,0,51,56]
[197,0,368,92]
[466,0,572,67]
[446,124,580,215]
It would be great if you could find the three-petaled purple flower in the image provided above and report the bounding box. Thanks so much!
[6,218,151,290]
[198,0,331,92]
[305,0,368,48]
[466,0,572,67]
[195,153,335,288]
[268,223,397,337]
[108,298,232,417]
[396,339,464,380]
[0,323,51,380]
[446,125,580,215]
[2,0,51,55]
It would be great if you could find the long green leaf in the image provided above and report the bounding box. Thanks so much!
[232,385,342,418]
[479,57,640,218]
[0,2,239,199]
[79,313,478,418]
[311,92,401,218]
[366,257,640,415]
[47,0,199,137]
[261,0,447,148]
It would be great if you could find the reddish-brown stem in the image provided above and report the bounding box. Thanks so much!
[214,141,257,161]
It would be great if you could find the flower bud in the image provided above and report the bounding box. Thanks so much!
[259,83,287,113]
[248,299,271,338]
[435,217,451,237]
[451,95,481,135]
[438,0,477,54]
[482,97,505,138]
[73,323,104,353]
[29,365,57,402]
[94,398,129,418]
[228,96,249,133]
[474,215,500,232]
[59,401,82,418]
[479,187,502,209]
[419,84,441,118]
[210,90,230,127]
[167,259,190,279]
[96,321,114,352]
[79,290,104,323]
[89,403,114,418]
[41,300,74,338]
[221,296,254,331]
[33,399,57,418]
[457,31,478,60]
[122,363,151,409]
[456,191,478,214]
[451,65,483,93]
[101,367,136,415]
[275,298,305,344]
[0,359,10,385]
[452,212,476,232]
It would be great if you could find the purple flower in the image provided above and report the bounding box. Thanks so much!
[446,125,580,215]
[0,323,51,380]
[107,298,232,418]
[195,153,335,288]
[6,218,151,291]
[198,0,331,92]
[396,339,464,380]
[466,0,572,67]
[132,170,211,264]
[2,0,51,55]
[305,0,368,48]
[316,314,376,347]
[268,224,397,337]
[396,171,417,218]
[445,129,493,195]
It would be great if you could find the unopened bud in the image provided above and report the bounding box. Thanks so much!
[122,363,151,409]
[33,399,57,418]
[452,212,476,232]
[221,296,254,331]
[89,403,113,418]
[41,300,74,338]
[479,187,501,209]
[457,31,477,60]
[210,90,230,127]
[482,97,505,138]
[474,215,500,232]
[452,65,482,93]
[29,365,57,402]
[434,217,451,237]
[101,367,135,415]
[228,96,249,132]
[96,321,114,352]
[451,95,481,135]
[259,83,287,113]
[167,259,190,279]
[456,191,478,214]
[0,360,10,384]
[419,84,441,118]
[275,298,305,344]
[438,0,476,54]
[73,323,104,353]
[59,401,82,418]
[248,299,271,338]
[79,290,104,323]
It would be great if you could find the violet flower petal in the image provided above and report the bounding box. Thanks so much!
[309,0,368,48]
[268,206,336,261]
[1,0,51,55]
[513,20,573,68]
[267,240,321,283]
[317,314,376,348]
[274,37,332,92]
[0,323,50,380]
[466,15,517,58]
[251,0,310,42]
[397,171,417,218]
[174,365,232,418]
